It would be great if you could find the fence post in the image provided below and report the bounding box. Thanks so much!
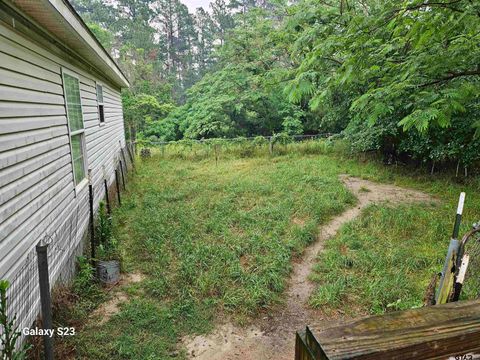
[115,167,122,206]
[119,141,129,173]
[121,147,129,171]
[36,243,54,360]
[88,178,95,262]
[104,179,111,215]
[126,141,135,170]
[119,159,126,190]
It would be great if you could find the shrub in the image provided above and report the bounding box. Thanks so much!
[0,280,30,360]
[95,202,120,262]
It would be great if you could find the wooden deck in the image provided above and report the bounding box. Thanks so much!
[296,300,480,359]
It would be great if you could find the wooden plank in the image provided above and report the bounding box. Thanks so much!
[310,300,480,359]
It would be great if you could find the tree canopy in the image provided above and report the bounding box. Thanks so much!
[73,0,480,171]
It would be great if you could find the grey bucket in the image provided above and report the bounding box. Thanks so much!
[97,260,120,285]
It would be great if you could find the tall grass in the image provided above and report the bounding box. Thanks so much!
[138,137,351,161]
[71,154,356,359]
[67,142,479,359]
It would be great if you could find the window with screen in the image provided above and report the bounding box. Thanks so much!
[97,84,105,123]
[63,72,86,186]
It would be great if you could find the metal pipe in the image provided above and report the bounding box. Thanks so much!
[36,243,54,360]
[115,167,121,206]
[89,183,95,261]
[104,179,111,215]
[119,159,126,190]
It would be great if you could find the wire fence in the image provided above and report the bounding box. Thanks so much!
[137,133,337,147]
[1,144,135,352]
[133,133,343,162]
[3,203,82,346]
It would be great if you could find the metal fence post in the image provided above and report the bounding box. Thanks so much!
[36,243,54,360]
[126,141,135,170]
[104,179,111,215]
[120,146,129,172]
[119,159,126,190]
[88,181,95,261]
[115,167,121,206]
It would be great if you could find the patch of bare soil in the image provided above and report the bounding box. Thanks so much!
[183,175,435,360]
[91,272,145,325]
[291,217,306,226]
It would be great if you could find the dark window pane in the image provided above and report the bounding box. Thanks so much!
[99,104,105,123]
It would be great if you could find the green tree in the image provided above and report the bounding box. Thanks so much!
[286,0,480,167]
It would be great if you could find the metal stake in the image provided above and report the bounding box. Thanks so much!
[104,179,111,215]
[119,159,126,190]
[89,182,95,261]
[115,167,121,206]
[36,243,54,360]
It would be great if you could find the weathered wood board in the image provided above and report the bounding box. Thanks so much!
[310,300,480,359]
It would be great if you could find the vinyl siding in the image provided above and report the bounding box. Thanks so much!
[0,14,126,321]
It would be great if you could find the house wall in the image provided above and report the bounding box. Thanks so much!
[0,15,126,329]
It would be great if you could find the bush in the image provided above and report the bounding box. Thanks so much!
[95,202,120,262]
[0,280,30,360]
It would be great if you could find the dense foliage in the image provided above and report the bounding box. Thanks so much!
[286,0,480,170]
[74,0,480,172]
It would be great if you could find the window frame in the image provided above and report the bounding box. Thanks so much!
[62,68,88,194]
[96,82,105,126]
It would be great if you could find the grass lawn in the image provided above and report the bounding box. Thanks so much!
[65,145,480,359]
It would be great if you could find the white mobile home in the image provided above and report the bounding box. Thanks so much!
[0,0,129,329]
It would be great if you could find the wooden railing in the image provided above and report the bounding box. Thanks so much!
[296,300,480,359]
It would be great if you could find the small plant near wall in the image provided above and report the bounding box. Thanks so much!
[0,280,30,360]
[95,202,121,285]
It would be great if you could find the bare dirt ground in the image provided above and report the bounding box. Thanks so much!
[183,175,435,360]
[91,272,145,325]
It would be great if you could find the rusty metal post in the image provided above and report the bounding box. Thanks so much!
[89,181,95,261]
[36,243,54,360]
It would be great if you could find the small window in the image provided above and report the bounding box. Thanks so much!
[97,84,105,123]
[63,71,87,186]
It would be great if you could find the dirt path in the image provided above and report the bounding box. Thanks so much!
[183,175,434,360]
